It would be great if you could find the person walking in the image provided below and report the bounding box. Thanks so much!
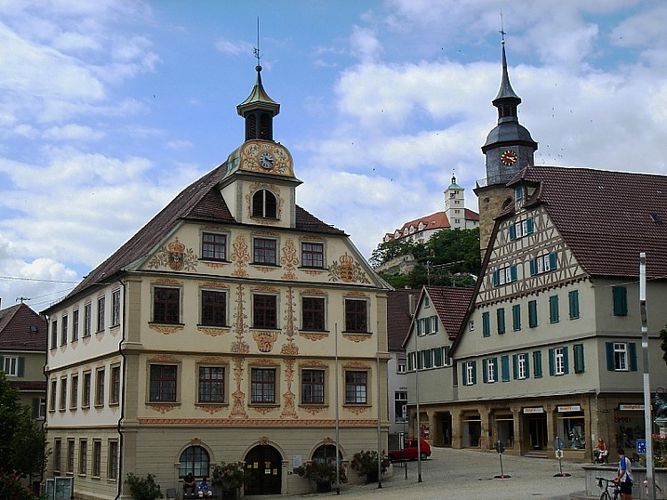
[615,448,633,500]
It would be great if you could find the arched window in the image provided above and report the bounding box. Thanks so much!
[311,444,342,465]
[179,445,210,478]
[252,190,277,218]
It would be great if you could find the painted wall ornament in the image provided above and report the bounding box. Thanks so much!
[147,237,198,271]
[280,358,297,419]
[231,234,250,278]
[280,239,299,280]
[281,287,299,355]
[252,330,278,352]
[231,284,250,354]
[328,253,370,284]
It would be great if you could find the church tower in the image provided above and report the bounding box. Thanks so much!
[475,37,537,256]
[444,173,465,230]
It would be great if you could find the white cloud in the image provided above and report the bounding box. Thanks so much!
[166,139,193,150]
[349,26,382,63]
[43,124,105,141]
[215,37,254,56]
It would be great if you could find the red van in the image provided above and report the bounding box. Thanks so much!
[388,438,431,461]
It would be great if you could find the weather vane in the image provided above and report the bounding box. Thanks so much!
[499,11,506,44]
[253,16,261,67]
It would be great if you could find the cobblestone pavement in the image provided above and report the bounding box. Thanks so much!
[249,446,589,500]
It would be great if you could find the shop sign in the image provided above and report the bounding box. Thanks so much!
[557,405,581,413]
[619,404,644,411]
[523,407,544,414]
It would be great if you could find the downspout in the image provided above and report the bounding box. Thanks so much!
[115,280,127,500]
[41,312,50,493]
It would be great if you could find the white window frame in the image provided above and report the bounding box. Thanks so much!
[613,343,628,371]
[517,354,527,379]
[487,358,496,383]
[3,356,18,376]
[536,254,552,274]
[465,362,474,386]
[554,347,565,376]
[396,358,406,374]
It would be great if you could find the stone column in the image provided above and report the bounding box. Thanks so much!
[546,402,555,455]
[480,408,492,450]
[511,406,523,454]
[450,408,463,449]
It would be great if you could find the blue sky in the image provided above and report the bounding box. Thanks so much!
[0,0,666,310]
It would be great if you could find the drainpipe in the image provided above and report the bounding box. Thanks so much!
[115,279,127,500]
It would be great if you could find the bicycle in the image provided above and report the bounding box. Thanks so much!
[596,477,620,500]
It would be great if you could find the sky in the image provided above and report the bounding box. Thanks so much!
[0,0,666,312]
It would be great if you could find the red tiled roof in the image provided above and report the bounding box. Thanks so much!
[464,208,480,221]
[387,208,479,241]
[507,166,667,279]
[0,303,47,351]
[49,161,346,309]
[387,289,419,351]
[425,286,475,340]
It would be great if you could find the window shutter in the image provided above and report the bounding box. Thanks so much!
[416,320,421,336]
[461,364,467,386]
[549,296,559,323]
[529,258,536,276]
[482,312,490,338]
[606,342,615,371]
[492,270,499,287]
[526,218,534,234]
[549,252,558,270]
[613,286,628,316]
[493,357,498,381]
[17,357,25,377]
[524,354,530,378]
[471,361,477,385]
[629,343,638,371]
[574,344,585,373]
[512,354,518,380]
[0,355,3,371]
[408,353,414,372]
[434,347,442,367]
[482,359,488,383]
[569,290,580,319]
[512,304,521,331]
[533,351,543,378]
[501,355,510,382]
[510,265,517,282]
[528,301,538,328]
[32,398,39,418]
[497,308,505,335]
[563,347,569,374]
[548,348,555,376]
[509,224,516,241]
[433,317,439,333]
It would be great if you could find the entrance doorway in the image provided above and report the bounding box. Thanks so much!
[526,414,548,450]
[244,445,282,495]
[440,413,452,447]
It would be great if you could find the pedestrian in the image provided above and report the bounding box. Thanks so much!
[615,448,633,500]
[593,437,608,463]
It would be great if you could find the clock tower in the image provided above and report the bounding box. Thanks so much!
[475,38,538,256]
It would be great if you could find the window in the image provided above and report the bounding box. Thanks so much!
[573,344,585,373]
[549,347,568,376]
[422,349,433,369]
[97,296,105,332]
[549,295,559,323]
[301,242,324,268]
[611,342,628,371]
[112,289,121,326]
[53,439,62,472]
[84,303,92,337]
[433,347,443,367]
[302,297,325,331]
[528,300,538,328]
[568,290,580,319]
[394,391,407,423]
[397,358,406,374]
[482,312,490,337]
[149,364,177,402]
[202,232,227,261]
[301,369,325,405]
[612,286,628,316]
[253,294,278,329]
[533,351,543,378]
[179,446,210,478]
[110,365,120,405]
[79,439,87,475]
[251,189,277,218]
[483,358,497,383]
[82,372,91,408]
[251,368,276,404]
[153,287,180,324]
[514,353,528,380]
[72,310,79,342]
[508,218,534,240]
[530,252,558,275]
[253,237,277,265]
[345,371,367,404]
[463,361,476,386]
[514,186,523,202]
[51,320,57,349]
[95,368,105,406]
[70,374,78,409]
[497,308,505,335]
[108,441,118,480]
[2,356,20,376]
[61,314,68,346]
[492,265,517,286]
[59,378,67,411]
[557,411,586,450]
[407,352,415,371]
[345,299,368,333]
[49,379,57,411]
[424,296,430,308]
[67,439,75,474]
[201,290,227,326]
[442,346,452,366]
[198,366,225,403]
[512,304,521,331]
[38,397,47,418]
[92,440,101,477]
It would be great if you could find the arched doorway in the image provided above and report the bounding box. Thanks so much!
[244,445,282,495]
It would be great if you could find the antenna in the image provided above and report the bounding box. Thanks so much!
[17,296,30,303]
[253,16,261,67]
[499,11,506,44]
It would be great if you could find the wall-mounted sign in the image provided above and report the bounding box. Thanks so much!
[619,404,644,411]
[523,407,544,414]
[557,405,581,413]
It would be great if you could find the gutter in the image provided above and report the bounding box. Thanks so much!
[115,279,127,500]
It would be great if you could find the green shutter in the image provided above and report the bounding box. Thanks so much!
[629,343,638,371]
[510,265,517,282]
[573,344,585,373]
[482,359,488,383]
[533,351,543,378]
[497,308,505,335]
[501,355,509,382]
[549,296,559,323]
[408,353,414,371]
[512,354,518,380]
[569,290,580,319]
[562,347,569,374]
[492,270,499,287]
[482,312,490,338]
[461,363,466,385]
[32,398,39,418]
[548,348,555,376]
[434,347,443,367]
[417,351,423,370]
[528,300,538,328]
[606,342,615,371]
[529,258,536,276]
[512,304,521,331]
[524,354,530,378]
[492,357,498,381]
[433,317,439,333]
[509,225,516,240]
[471,361,477,385]
[549,252,558,270]
[0,355,4,372]
[17,357,25,377]
[612,286,628,316]
[526,218,534,234]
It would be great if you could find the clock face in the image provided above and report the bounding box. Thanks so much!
[259,151,274,169]
[500,150,518,166]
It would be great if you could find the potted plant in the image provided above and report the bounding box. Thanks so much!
[350,450,389,484]
[211,462,245,500]
[295,461,346,492]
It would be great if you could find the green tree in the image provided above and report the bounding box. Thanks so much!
[660,324,667,366]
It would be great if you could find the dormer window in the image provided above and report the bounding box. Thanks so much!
[252,190,277,218]
[514,186,524,202]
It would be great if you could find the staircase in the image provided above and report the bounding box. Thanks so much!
[523,450,549,459]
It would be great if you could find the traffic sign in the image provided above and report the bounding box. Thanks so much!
[636,439,646,455]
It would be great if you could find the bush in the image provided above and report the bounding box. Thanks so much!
[0,470,38,500]
[350,450,389,483]
[294,461,346,485]
[125,473,163,500]
[211,462,245,491]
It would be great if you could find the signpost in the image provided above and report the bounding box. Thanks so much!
[493,440,511,479]
[553,436,570,477]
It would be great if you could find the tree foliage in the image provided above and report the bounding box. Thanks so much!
[660,324,667,366]
[0,371,47,481]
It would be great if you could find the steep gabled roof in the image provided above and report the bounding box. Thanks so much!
[0,303,47,351]
[507,165,667,279]
[52,161,346,309]
[387,289,419,351]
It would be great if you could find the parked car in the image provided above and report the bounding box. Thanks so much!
[388,438,431,461]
